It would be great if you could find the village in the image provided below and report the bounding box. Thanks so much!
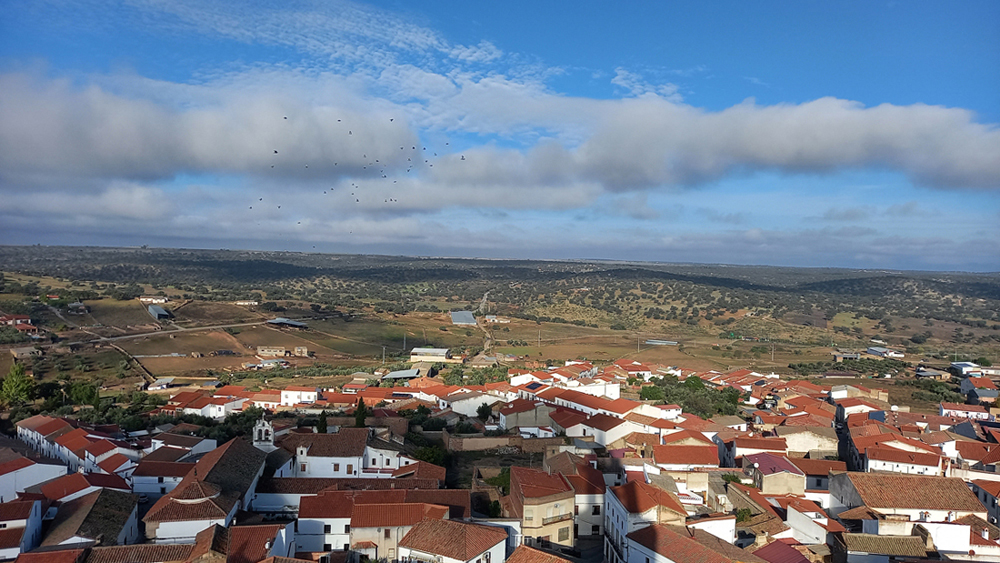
[3,328,1000,563]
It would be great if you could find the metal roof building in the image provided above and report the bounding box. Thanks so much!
[450,311,476,325]
[148,305,170,320]
[267,317,308,328]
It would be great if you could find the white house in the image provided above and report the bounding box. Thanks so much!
[398,519,508,563]
[281,386,319,406]
[0,456,66,504]
[0,499,43,559]
[143,438,266,543]
[829,472,986,524]
[131,460,194,499]
[940,402,990,420]
[971,480,1000,525]
[863,447,942,476]
[604,480,687,563]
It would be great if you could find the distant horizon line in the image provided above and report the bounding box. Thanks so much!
[1,243,996,277]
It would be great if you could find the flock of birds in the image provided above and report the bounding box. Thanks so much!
[247,114,466,244]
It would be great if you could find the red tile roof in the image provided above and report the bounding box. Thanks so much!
[651,445,719,466]
[734,437,787,451]
[227,524,285,563]
[505,545,572,563]
[83,440,117,458]
[14,549,86,563]
[744,453,804,476]
[0,457,34,476]
[399,518,508,561]
[0,500,34,521]
[625,525,731,563]
[97,453,132,474]
[609,480,686,515]
[350,503,448,528]
[510,466,573,499]
[846,473,985,512]
[391,461,446,482]
[787,458,846,476]
[865,447,940,467]
[973,480,1000,498]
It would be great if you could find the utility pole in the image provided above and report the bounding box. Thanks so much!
[637,335,640,353]
[382,346,386,365]
[403,333,406,352]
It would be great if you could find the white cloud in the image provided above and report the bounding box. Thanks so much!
[450,41,503,63]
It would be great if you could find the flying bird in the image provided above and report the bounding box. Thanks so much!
[461,155,466,160]
[274,150,278,154]
[283,116,287,120]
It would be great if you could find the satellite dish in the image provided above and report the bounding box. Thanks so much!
[891,405,899,412]
[753,463,759,469]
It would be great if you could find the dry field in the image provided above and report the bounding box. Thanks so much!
[171,301,259,326]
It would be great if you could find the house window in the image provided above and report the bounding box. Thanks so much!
[345,525,350,533]
[0,524,6,529]
[300,463,307,472]
[158,477,164,483]
[334,463,340,471]
[372,458,376,465]
[558,527,570,541]
[343,545,349,551]
[384,528,391,539]
[347,464,353,474]
[385,459,390,466]
[160,486,166,494]
[592,525,599,535]
[575,506,579,515]
[324,544,331,551]
[592,506,601,516]
[324,525,331,533]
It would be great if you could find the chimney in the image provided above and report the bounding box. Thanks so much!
[264,540,271,551]
[983,528,990,540]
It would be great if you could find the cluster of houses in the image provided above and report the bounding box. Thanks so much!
[5,352,1000,563]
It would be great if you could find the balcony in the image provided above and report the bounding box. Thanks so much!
[542,513,573,525]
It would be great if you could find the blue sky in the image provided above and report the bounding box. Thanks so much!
[1,1,998,271]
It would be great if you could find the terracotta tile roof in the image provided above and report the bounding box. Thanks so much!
[941,402,988,413]
[279,428,369,457]
[510,466,573,498]
[956,440,997,462]
[0,500,34,521]
[53,428,90,448]
[0,457,34,476]
[651,445,719,466]
[299,489,470,519]
[41,489,137,547]
[227,524,285,563]
[141,447,189,462]
[625,524,731,563]
[82,440,116,458]
[40,473,128,501]
[743,453,804,476]
[0,527,25,550]
[97,453,132,474]
[734,437,787,451]
[500,398,540,416]
[391,461,446,481]
[35,419,74,439]
[549,409,587,429]
[15,415,55,432]
[751,539,810,563]
[836,505,881,520]
[786,458,846,476]
[864,447,940,466]
[144,438,266,524]
[14,548,87,563]
[973,480,1000,498]
[399,518,508,561]
[609,480,685,515]
[845,473,985,512]
[86,543,195,563]
[350,502,448,528]
[505,545,572,563]
[624,432,662,446]
[840,533,927,557]
[582,413,627,432]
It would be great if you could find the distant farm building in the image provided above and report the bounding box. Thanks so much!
[235,300,259,306]
[147,305,170,320]
[10,347,41,360]
[267,317,307,329]
[257,346,287,357]
[485,315,510,323]
[409,347,463,364]
[139,296,169,304]
[294,346,309,357]
[832,349,861,362]
[450,311,477,326]
[867,346,904,358]
[644,339,678,346]
[382,368,421,382]
[150,378,175,390]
